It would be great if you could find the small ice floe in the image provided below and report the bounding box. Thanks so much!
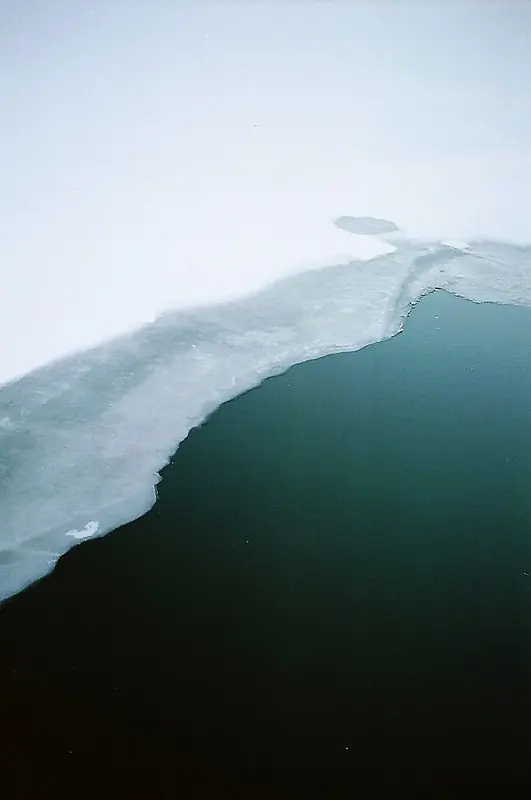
[334,216,399,236]
[65,521,100,540]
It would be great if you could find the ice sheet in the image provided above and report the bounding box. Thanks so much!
[2,3,531,385]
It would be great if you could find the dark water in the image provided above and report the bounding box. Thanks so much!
[1,291,531,790]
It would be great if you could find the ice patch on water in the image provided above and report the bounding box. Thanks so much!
[65,521,100,540]
[334,216,399,235]
[0,224,531,601]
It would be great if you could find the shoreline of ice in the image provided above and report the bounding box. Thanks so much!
[1,220,531,602]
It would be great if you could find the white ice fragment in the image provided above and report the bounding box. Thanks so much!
[65,521,100,540]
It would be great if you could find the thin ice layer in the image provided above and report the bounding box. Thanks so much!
[1,233,531,600]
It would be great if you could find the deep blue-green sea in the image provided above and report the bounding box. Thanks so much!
[1,290,530,789]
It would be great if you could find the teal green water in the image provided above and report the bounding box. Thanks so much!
[1,290,531,775]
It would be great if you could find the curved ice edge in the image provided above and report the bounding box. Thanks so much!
[1,231,531,603]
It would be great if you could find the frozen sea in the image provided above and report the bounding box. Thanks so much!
[2,1,531,788]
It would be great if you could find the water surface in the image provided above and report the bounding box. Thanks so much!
[1,290,530,785]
